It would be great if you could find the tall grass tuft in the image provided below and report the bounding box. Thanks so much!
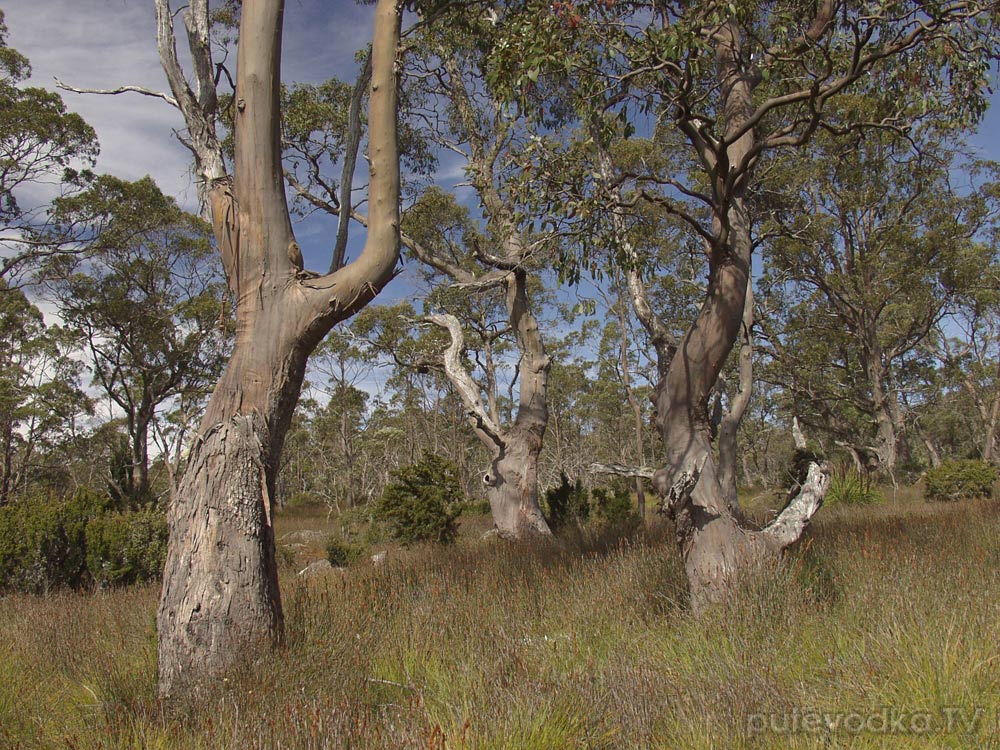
[3,501,1000,748]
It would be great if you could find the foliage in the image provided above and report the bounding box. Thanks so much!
[84,506,168,587]
[924,460,999,502]
[824,471,884,507]
[759,127,997,474]
[543,473,590,531]
[0,9,98,283]
[374,453,463,545]
[0,489,166,592]
[0,489,110,593]
[591,484,638,528]
[0,282,91,505]
[44,175,227,502]
[325,535,366,567]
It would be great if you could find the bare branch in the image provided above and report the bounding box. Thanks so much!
[424,312,506,449]
[588,462,656,479]
[54,78,179,107]
[331,52,372,273]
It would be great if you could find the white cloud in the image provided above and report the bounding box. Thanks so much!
[5,0,198,208]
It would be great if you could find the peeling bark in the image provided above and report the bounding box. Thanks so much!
[155,0,401,696]
[157,414,281,691]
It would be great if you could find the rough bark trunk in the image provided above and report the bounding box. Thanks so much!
[157,412,282,691]
[156,0,401,696]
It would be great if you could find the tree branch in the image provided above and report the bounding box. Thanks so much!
[54,78,179,107]
[424,312,506,449]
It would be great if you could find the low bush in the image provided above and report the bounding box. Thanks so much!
[374,453,463,545]
[924,459,998,502]
[0,490,110,593]
[591,485,639,528]
[0,490,166,593]
[325,535,366,567]
[544,474,590,531]
[85,506,168,587]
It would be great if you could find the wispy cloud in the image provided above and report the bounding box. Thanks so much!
[6,1,197,208]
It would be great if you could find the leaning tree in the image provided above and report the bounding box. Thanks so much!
[59,0,404,693]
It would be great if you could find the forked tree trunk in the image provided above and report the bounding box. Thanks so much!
[427,270,552,540]
[644,18,829,611]
[156,0,401,695]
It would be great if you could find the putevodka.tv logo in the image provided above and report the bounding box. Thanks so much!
[746,706,990,735]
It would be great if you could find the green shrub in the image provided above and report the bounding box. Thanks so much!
[924,459,998,502]
[84,506,168,587]
[544,473,590,531]
[0,489,111,594]
[374,453,463,545]
[326,535,365,567]
[825,471,884,506]
[591,485,639,528]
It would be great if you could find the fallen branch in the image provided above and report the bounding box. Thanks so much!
[587,462,656,479]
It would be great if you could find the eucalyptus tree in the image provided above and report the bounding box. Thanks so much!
[759,135,998,477]
[388,8,580,539]
[63,0,406,694]
[0,283,90,505]
[44,176,226,504]
[489,0,1000,608]
[930,259,1000,465]
[0,10,98,285]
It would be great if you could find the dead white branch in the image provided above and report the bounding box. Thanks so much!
[54,78,179,107]
[764,461,829,550]
[424,312,506,449]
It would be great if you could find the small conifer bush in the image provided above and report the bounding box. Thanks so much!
[374,453,464,545]
[924,459,998,502]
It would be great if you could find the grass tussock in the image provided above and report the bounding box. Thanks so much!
[2,499,1000,749]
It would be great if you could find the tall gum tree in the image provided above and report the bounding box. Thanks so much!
[81,0,407,694]
[758,131,997,477]
[491,0,1000,609]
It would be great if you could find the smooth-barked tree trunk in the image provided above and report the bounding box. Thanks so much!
[645,17,829,611]
[716,283,754,512]
[156,0,402,695]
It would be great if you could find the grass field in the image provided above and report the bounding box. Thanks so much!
[2,492,999,749]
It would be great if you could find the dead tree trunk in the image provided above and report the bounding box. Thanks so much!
[155,0,401,695]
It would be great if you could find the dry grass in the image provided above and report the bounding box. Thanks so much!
[3,496,1000,749]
